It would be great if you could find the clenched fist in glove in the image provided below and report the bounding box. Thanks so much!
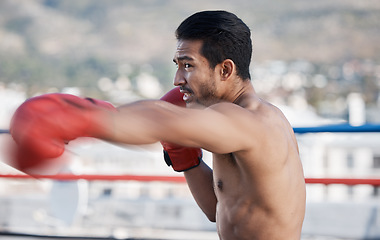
[9,93,116,174]
[160,87,202,172]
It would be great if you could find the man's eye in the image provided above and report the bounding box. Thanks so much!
[184,63,191,68]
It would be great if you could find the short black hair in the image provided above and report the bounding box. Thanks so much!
[176,10,252,80]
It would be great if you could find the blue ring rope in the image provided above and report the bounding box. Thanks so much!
[293,123,380,134]
[1,124,380,135]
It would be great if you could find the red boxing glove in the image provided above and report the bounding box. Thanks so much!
[9,93,116,173]
[160,87,202,172]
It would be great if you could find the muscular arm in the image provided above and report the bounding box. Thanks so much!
[98,100,256,154]
[184,160,217,222]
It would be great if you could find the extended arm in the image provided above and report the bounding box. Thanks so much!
[105,100,255,154]
[9,92,257,173]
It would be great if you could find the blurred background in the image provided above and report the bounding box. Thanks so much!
[0,0,380,239]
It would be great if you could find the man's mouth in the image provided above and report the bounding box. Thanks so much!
[182,92,192,102]
[180,87,193,102]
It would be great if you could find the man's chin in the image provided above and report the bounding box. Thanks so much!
[186,100,211,109]
[185,100,204,109]
[186,101,198,109]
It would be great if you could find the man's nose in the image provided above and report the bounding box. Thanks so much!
[174,70,186,86]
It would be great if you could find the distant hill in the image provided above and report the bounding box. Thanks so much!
[0,0,379,95]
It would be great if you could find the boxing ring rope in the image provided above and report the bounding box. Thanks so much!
[0,173,186,183]
[1,123,380,186]
[293,123,380,134]
[0,129,9,134]
[0,174,379,186]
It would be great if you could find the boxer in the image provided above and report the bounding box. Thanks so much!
[8,10,306,239]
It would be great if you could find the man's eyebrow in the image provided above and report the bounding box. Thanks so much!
[173,56,194,63]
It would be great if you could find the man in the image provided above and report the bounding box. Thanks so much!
[9,11,306,239]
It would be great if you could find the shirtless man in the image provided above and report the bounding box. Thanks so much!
[9,11,306,239]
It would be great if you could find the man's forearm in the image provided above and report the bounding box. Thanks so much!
[184,161,217,222]
[103,100,172,145]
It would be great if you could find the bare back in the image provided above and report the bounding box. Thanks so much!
[212,99,306,240]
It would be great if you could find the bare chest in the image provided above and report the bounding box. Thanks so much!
[212,153,242,196]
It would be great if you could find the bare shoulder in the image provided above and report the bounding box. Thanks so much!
[209,99,290,136]
[206,100,290,151]
[211,99,296,154]
[233,99,299,169]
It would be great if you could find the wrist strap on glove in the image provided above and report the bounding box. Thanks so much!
[162,145,202,172]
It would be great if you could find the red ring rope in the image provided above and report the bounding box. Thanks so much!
[304,177,380,186]
[0,174,379,186]
[0,174,187,183]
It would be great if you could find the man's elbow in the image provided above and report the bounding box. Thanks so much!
[205,213,216,222]
[201,205,217,222]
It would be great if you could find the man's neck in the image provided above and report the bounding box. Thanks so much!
[231,81,256,106]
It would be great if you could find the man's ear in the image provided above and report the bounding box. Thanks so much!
[220,59,235,81]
